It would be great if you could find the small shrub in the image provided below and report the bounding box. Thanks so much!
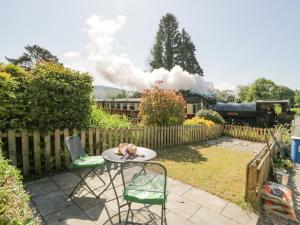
[196,109,225,124]
[0,154,37,224]
[183,117,215,127]
[89,105,132,128]
[139,82,186,126]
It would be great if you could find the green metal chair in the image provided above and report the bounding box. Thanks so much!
[121,161,167,225]
[65,135,107,198]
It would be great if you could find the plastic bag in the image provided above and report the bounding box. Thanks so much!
[261,182,293,206]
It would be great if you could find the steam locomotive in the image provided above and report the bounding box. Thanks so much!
[211,100,294,127]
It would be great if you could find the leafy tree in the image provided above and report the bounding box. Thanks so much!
[238,78,295,103]
[139,81,186,125]
[150,14,203,75]
[132,91,142,98]
[150,13,181,70]
[116,90,128,98]
[215,90,236,102]
[178,29,203,75]
[295,90,300,105]
[6,44,59,69]
[273,85,295,105]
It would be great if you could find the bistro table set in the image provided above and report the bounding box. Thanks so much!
[65,135,167,225]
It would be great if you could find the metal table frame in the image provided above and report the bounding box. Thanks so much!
[101,147,157,222]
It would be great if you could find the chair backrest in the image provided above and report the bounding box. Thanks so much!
[121,161,167,195]
[65,135,86,161]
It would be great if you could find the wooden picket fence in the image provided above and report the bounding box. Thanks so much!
[245,130,282,207]
[0,124,223,177]
[223,125,268,142]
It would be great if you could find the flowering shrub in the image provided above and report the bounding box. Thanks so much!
[139,82,186,125]
[183,117,215,127]
[196,109,225,124]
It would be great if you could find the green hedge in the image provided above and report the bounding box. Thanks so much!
[0,154,37,224]
[196,109,225,124]
[0,62,93,130]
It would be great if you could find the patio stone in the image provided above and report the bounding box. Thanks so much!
[43,205,93,225]
[32,190,73,216]
[189,207,237,225]
[221,202,258,225]
[166,193,201,220]
[167,177,192,195]
[26,178,58,198]
[166,210,197,225]
[51,172,81,190]
[182,187,229,213]
[72,192,107,210]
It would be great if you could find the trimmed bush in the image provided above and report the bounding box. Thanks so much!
[29,62,93,130]
[139,82,186,126]
[0,64,32,130]
[183,117,215,127]
[196,109,225,124]
[0,154,37,224]
[89,105,132,128]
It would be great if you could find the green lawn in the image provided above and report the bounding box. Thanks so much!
[155,145,255,204]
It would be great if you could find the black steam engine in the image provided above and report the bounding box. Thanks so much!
[211,100,294,127]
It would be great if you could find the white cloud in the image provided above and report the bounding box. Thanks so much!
[65,14,215,96]
[63,51,80,58]
[215,82,237,91]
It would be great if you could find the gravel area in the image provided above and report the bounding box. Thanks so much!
[205,136,266,153]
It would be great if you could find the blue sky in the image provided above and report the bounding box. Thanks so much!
[1,0,299,90]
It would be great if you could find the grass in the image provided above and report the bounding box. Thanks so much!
[155,145,255,204]
[291,107,300,115]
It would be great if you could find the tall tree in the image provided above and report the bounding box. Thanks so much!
[150,13,181,71]
[179,29,203,75]
[6,44,59,69]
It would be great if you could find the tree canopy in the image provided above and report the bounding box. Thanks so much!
[237,78,295,104]
[150,13,203,76]
[6,44,59,70]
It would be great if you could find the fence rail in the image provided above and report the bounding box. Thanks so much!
[245,131,282,207]
[0,125,223,177]
[223,125,268,142]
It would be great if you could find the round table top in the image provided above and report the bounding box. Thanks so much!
[102,147,157,163]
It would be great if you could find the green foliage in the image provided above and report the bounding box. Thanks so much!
[6,44,59,70]
[274,124,291,146]
[139,82,186,126]
[238,78,295,103]
[294,90,300,105]
[196,109,225,124]
[0,64,32,130]
[28,62,93,130]
[150,13,203,75]
[273,157,294,173]
[183,117,215,127]
[89,105,132,128]
[0,154,37,224]
[291,108,300,115]
[214,90,236,102]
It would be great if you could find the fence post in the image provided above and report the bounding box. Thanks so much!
[33,130,41,175]
[45,131,51,172]
[54,129,61,170]
[247,163,258,205]
[21,130,29,176]
[8,130,17,166]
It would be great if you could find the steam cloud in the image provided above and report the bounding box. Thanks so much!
[64,14,215,96]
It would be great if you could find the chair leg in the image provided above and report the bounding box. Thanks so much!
[70,169,94,198]
[162,204,167,225]
[125,202,132,225]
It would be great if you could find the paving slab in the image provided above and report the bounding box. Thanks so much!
[167,177,193,195]
[31,190,73,216]
[43,205,92,225]
[221,202,258,225]
[166,193,201,220]
[189,206,237,225]
[51,172,81,190]
[26,178,58,198]
[182,187,229,213]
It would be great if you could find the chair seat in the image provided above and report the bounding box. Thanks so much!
[123,173,167,205]
[69,155,105,169]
